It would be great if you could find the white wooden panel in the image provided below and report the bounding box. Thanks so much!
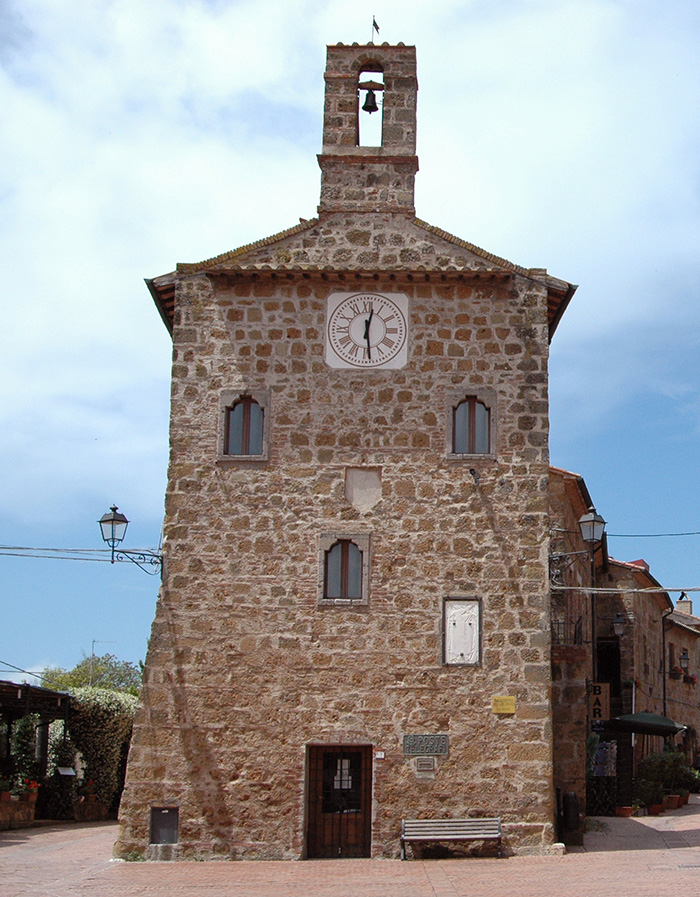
[445,599,480,664]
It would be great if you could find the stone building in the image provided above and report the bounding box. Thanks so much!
[549,468,700,819]
[548,467,601,816]
[599,565,700,766]
[115,42,577,860]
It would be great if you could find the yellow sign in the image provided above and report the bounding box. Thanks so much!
[589,683,610,721]
[492,696,516,715]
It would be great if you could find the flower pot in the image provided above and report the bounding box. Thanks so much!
[663,794,680,811]
[20,791,37,803]
[0,791,11,802]
[616,806,634,817]
[647,804,664,816]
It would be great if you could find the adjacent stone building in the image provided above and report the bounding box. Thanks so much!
[549,467,599,817]
[115,42,577,860]
[599,563,700,769]
[549,468,700,820]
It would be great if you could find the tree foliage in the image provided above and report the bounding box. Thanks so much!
[44,652,142,696]
[637,748,700,794]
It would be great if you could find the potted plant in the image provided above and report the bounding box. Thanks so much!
[0,778,12,801]
[635,779,664,815]
[615,805,634,817]
[79,778,96,802]
[19,779,40,802]
[663,792,680,811]
[669,666,683,679]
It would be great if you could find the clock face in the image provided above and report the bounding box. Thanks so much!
[326,292,409,369]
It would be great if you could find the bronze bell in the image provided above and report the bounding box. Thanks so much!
[362,89,378,114]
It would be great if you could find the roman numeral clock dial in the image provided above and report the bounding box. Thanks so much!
[326,292,409,369]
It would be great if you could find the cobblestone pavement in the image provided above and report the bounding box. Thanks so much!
[3,799,700,897]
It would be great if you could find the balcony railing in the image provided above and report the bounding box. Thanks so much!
[551,616,583,647]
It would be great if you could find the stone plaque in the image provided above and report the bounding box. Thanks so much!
[492,696,516,715]
[415,757,436,772]
[403,734,449,756]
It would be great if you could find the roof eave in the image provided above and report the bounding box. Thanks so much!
[146,274,176,336]
[546,278,577,343]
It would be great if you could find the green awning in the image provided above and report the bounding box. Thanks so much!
[607,711,686,736]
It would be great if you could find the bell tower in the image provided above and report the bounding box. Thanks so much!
[116,39,577,863]
[318,43,419,215]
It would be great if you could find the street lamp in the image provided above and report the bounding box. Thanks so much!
[98,506,129,558]
[579,506,606,683]
[578,508,606,545]
[680,648,690,672]
[612,612,626,638]
[98,506,162,576]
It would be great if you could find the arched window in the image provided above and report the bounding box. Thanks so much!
[225,395,264,456]
[324,539,363,600]
[453,397,490,455]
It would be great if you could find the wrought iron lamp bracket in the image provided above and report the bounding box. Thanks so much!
[549,550,590,585]
[112,548,162,576]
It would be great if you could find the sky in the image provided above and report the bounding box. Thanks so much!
[1,0,700,682]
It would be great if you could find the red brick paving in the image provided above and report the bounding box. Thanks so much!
[3,799,700,897]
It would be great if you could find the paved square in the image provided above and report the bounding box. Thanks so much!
[3,799,700,897]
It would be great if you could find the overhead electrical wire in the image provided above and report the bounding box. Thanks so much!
[608,531,700,538]
[0,545,139,562]
[555,528,700,539]
[551,584,700,594]
[0,659,56,685]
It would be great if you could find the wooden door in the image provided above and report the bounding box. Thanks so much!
[306,745,372,858]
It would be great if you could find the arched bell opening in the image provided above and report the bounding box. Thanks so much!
[357,65,384,147]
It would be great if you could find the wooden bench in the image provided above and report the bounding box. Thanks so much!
[401,817,503,859]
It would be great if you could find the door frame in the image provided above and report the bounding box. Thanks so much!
[305,743,373,859]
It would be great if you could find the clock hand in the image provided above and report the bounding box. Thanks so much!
[363,308,374,359]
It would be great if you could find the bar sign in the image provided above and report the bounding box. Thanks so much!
[589,683,610,721]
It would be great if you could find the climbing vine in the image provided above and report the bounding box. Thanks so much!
[66,687,137,806]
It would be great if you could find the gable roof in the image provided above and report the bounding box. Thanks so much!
[147,216,576,341]
[607,559,674,611]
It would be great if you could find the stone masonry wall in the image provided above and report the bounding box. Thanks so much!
[548,470,592,813]
[319,43,418,213]
[116,258,556,859]
[321,43,417,156]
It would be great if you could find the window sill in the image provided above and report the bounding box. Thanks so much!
[318,598,369,609]
[216,454,269,465]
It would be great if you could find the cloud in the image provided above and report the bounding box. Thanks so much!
[1,0,700,671]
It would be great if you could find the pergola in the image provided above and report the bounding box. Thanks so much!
[0,680,71,775]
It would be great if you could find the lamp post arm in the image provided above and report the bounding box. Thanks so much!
[114,549,163,576]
